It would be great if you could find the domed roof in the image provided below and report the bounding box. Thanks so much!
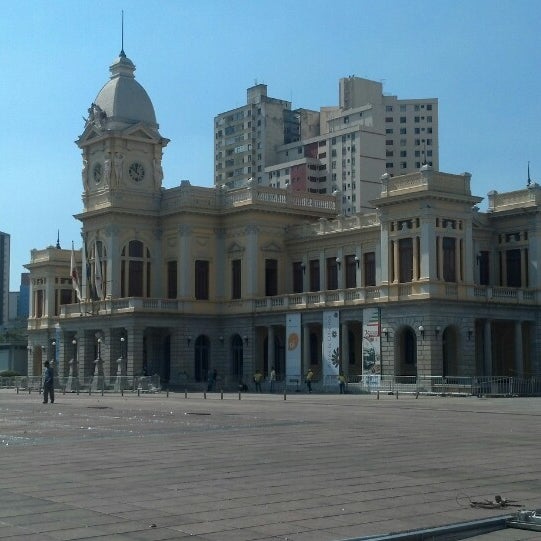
[93,51,157,128]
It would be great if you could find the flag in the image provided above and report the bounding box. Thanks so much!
[70,242,82,302]
[94,241,103,300]
[83,235,92,300]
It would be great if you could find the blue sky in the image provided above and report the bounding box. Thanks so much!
[1,0,540,289]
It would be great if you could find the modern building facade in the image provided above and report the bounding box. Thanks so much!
[214,77,438,217]
[25,51,539,388]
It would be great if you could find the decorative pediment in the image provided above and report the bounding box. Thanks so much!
[77,125,105,146]
[123,123,162,143]
[227,242,245,254]
[261,241,282,253]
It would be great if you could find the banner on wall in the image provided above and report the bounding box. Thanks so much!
[285,313,301,379]
[362,307,381,385]
[322,310,340,378]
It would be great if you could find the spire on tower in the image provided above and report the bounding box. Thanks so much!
[120,10,125,57]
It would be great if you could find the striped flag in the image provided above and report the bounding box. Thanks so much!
[70,242,82,302]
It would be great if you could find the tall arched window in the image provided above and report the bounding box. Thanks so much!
[231,335,244,377]
[121,240,151,297]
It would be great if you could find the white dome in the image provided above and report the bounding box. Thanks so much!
[93,51,157,128]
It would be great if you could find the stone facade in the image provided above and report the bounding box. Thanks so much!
[25,52,541,388]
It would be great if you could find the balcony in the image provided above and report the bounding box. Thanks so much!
[42,282,539,323]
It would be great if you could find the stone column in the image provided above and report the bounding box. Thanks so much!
[303,323,310,376]
[521,248,528,287]
[245,225,259,297]
[413,236,419,281]
[341,322,349,377]
[127,326,144,376]
[267,326,275,378]
[379,217,390,285]
[455,238,462,282]
[419,213,436,280]
[214,228,226,301]
[152,228,163,298]
[437,237,444,281]
[178,225,192,298]
[501,251,507,286]
[392,239,399,283]
[319,251,325,292]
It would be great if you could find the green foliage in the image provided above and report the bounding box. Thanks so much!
[0,370,20,377]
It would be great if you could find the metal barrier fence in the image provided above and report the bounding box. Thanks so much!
[341,375,541,396]
[1,374,540,396]
[0,375,161,394]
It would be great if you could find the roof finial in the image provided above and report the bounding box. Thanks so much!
[56,229,61,249]
[527,161,531,186]
[120,10,125,57]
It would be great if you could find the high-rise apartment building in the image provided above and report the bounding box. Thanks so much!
[214,84,301,189]
[0,231,9,326]
[214,76,438,215]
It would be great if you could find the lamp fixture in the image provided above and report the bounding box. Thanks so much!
[301,263,306,274]
[243,335,248,345]
[435,326,441,338]
[187,336,192,346]
[219,336,224,344]
[335,257,341,269]
[354,255,360,268]
[418,325,425,338]
[383,327,389,341]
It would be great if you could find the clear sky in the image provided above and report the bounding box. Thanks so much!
[1,0,540,290]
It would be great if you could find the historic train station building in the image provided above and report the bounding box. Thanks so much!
[25,50,541,389]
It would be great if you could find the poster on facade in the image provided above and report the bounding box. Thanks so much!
[322,310,340,379]
[362,307,381,388]
[285,313,301,380]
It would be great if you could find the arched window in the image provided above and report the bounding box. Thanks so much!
[231,335,243,377]
[121,240,151,297]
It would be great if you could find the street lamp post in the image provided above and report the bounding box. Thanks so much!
[66,339,79,393]
[115,336,126,392]
[92,336,104,391]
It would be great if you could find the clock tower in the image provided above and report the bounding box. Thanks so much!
[77,50,169,212]
[75,50,169,299]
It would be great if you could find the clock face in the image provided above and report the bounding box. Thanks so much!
[128,162,145,182]
[93,163,103,184]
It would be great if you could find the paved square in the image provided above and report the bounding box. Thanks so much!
[0,390,539,540]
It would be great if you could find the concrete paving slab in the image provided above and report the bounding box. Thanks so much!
[0,390,539,540]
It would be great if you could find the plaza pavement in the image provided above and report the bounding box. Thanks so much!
[0,389,539,541]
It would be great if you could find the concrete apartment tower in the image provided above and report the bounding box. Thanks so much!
[0,231,9,326]
[214,76,438,216]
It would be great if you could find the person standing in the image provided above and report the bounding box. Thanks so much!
[339,372,346,394]
[253,369,263,392]
[305,368,314,393]
[269,366,276,393]
[43,361,55,404]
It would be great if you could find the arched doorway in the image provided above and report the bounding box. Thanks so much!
[194,335,210,382]
[396,327,417,379]
[442,326,459,376]
[231,335,244,378]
